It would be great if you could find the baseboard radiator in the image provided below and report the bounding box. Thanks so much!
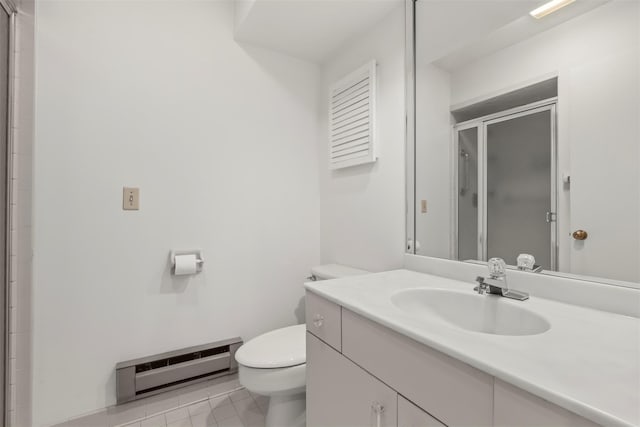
[116,337,242,404]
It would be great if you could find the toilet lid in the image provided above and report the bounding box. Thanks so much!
[235,324,306,369]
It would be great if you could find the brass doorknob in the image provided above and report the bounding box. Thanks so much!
[572,230,588,240]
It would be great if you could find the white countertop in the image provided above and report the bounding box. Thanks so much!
[305,269,640,427]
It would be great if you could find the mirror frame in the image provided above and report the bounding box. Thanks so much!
[403,0,639,290]
[405,0,416,257]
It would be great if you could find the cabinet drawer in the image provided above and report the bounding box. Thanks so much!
[494,379,600,427]
[398,395,446,427]
[305,291,342,351]
[342,309,493,426]
[307,332,397,427]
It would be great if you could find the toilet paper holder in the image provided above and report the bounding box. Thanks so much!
[170,249,204,274]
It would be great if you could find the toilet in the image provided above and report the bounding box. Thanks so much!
[234,264,369,427]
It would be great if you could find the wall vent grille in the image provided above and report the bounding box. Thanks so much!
[329,60,377,170]
[116,337,242,404]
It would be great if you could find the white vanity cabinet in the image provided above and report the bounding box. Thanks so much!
[306,291,603,427]
[398,396,445,427]
[307,333,444,427]
[305,291,342,352]
[493,380,600,427]
[341,309,493,426]
[307,332,397,427]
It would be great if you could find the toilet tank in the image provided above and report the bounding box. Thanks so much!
[310,264,369,281]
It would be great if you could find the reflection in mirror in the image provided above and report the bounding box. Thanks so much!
[411,0,639,284]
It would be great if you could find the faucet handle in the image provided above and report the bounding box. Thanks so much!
[487,258,506,278]
[517,253,536,271]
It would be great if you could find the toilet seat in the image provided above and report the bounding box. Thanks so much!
[235,324,306,369]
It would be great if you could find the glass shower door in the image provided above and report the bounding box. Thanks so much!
[484,107,555,269]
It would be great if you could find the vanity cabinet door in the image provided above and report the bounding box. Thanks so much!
[398,396,446,427]
[494,379,600,427]
[307,332,397,427]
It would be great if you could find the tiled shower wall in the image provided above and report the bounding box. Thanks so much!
[8,0,34,425]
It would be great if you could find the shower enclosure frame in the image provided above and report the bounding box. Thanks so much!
[451,99,558,270]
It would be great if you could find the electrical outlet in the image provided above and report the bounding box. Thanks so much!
[123,187,140,210]
[421,199,427,213]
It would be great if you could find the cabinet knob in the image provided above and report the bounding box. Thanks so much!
[313,314,324,328]
[572,230,588,240]
[372,402,384,427]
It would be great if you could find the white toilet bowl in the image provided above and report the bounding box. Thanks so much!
[235,324,307,427]
[235,264,369,427]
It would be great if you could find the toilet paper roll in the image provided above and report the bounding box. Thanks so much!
[174,254,198,275]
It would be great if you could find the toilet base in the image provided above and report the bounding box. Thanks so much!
[265,393,306,427]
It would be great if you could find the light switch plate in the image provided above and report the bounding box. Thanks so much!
[421,199,427,213]
[123,187,140,210]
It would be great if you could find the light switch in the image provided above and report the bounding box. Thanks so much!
[123,187,140,210]
[421,199,427,213]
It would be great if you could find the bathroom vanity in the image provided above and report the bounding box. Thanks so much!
[304,270,640,427]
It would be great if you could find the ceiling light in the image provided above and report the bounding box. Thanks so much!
[529,0,576,19]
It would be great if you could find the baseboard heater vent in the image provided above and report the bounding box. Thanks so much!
[116,337,242,404]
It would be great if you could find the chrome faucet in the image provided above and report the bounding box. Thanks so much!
[474,258,529,301]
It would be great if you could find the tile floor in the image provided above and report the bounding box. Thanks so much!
[58,375,267,427]
[119,388,267,427]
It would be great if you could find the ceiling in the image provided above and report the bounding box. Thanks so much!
[234,0,612,68]
[416,0,610,71]
[234,0,403,64]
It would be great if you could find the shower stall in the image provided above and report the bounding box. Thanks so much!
[453,102,557,270]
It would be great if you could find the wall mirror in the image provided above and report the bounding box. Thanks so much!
[406,0,639,286]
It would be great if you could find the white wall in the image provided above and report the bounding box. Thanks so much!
[318,6,405,272]
[234,0,256,28]
[415,63,452,259]
[450,0,639,282]
[33,1,320,425]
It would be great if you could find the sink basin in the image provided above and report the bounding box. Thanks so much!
[391,288,550,336]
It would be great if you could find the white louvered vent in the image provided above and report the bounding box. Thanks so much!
[329,60,377,170]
